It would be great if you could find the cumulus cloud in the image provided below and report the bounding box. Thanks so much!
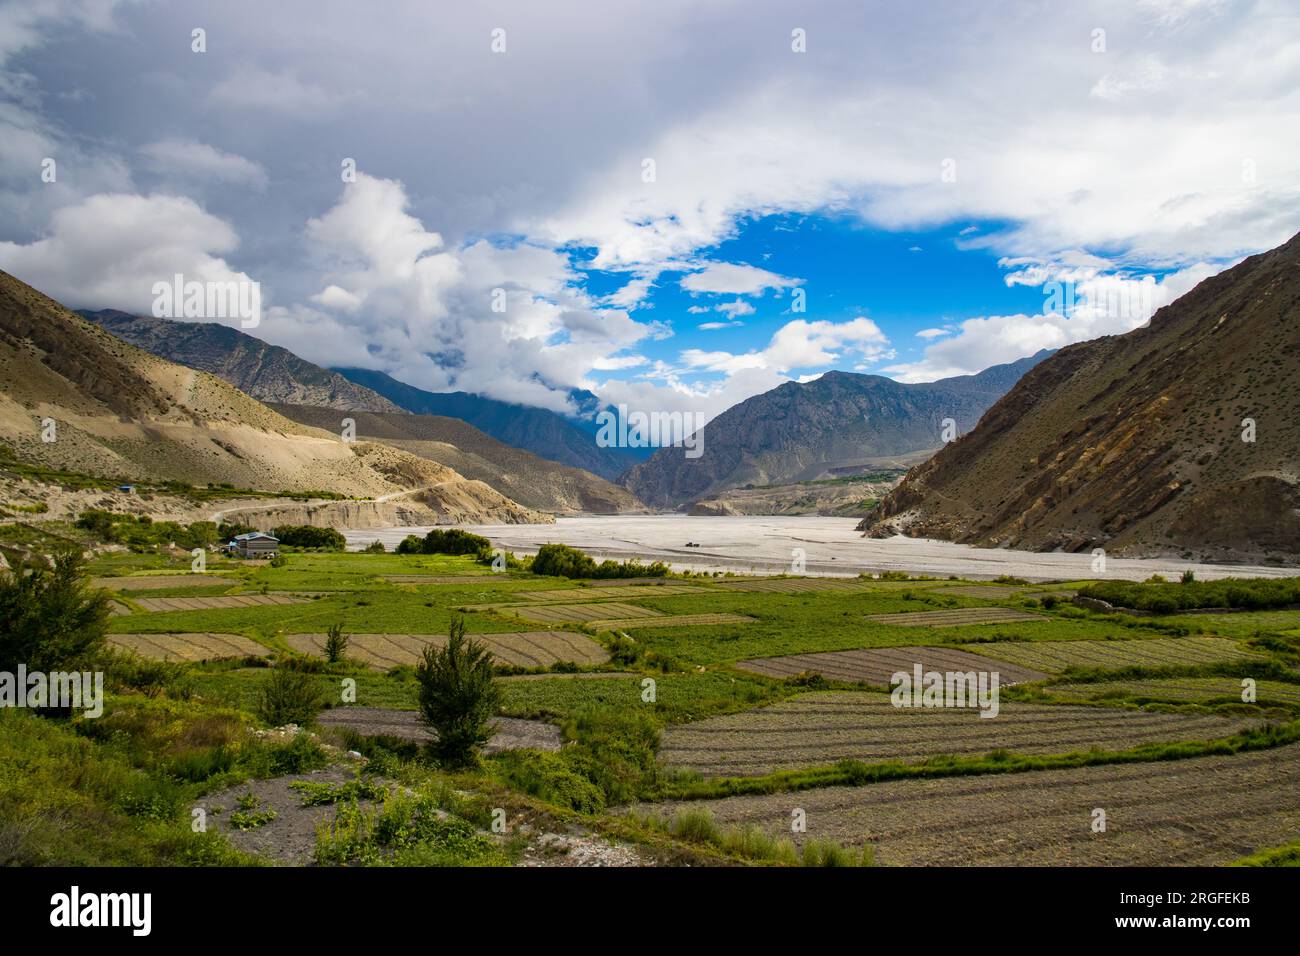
[0,192,255,313]
[680,262,802,296]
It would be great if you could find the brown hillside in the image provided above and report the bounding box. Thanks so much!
[865,231,1300,562]
[0,271,548,526]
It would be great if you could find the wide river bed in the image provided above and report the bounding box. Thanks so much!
[343,515,1291,582]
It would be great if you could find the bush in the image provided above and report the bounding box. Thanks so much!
[420,529,492,557]
[395,535,424,555]
[530,543,668,580]
[255,667,324,726]
[271,525,346,551]
[364,540,385,553]
[415,616,501,766]
[323,623,349,664]
[0,550,110,673]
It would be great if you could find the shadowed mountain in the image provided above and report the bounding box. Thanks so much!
[81,311,401,413]
[620,353,1051,508]
[865,231,1300,562]
[335,367,642,481]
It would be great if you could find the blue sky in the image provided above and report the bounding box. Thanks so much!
[0,0,1296,421]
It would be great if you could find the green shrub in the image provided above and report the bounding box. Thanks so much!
[323,623,349,664]
[364,539,386,553]
[415,616,501,766]
[531,543,668,580]
[395,535,424,555]
[419,528,492,557]
[255,667,325,726]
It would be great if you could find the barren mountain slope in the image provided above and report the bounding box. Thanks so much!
[866,232,1300,561]
[0,271,548,526]
[269,403,644,514]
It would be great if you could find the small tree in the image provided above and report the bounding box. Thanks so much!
[415,616,500,766]
[256,666,324,727]
[0,549,110,673]
[323,623,349,664]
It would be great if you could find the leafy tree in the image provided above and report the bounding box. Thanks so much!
[271,525,346,551]
[0,550,111,672]
[420,528,491,557]
[415,616,500,766]
[395,535,424,555]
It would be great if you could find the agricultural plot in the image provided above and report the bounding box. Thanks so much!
[736,646,1047,686]
[109,632,270,662]
[285,630,608,669]
[646,743,1300,866]
[934,585,1027,599]
[490,602,665,624]
[866,607,1047,627]
[589,613,755,630]
[963,636,1264,673]
[511,584,709,602]
[1046,678,1300,706]
[91,574,235,591]
[383,574,501,584]
[713,577,876,594]
[658,691,1258,777]
[133,594,309,612]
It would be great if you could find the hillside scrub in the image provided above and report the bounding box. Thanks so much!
[1079,577,1300,613]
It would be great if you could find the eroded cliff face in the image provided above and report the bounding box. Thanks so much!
[865,231,1300,563]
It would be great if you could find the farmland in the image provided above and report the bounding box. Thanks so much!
[644,743,1300,866]
[15,541,1300,868]
[658,691,1261,776]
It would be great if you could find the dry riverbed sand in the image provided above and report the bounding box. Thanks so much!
[346,515,1293,582]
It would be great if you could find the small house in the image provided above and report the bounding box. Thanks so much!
[230,531,279,559]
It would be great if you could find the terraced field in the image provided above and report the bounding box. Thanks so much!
[133,594,309,612]
[510,584,709,602]
[383,574,502,584]
[285,630,608,668]
[713,578,876,593]
[490,601,664,624]
[659,691,1258,776]
[91,574,236,591]
[1046,678,1300,706]
[590,613,755,630]
[647,743,1300,866]
[109,632,270,661]
[736,646,1047,686]
[866,607,1046,627]
[963,636,1264,673]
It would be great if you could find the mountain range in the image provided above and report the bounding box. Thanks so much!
[0,272,547,527]
[335,367,643,481]
[866,231,1300,561]
[621,353,1052,508]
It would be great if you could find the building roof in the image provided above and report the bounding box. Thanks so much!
[232,531,278,542]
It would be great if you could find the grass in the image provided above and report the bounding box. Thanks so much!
[1231,840,1300,867]
[11,548,1300,865]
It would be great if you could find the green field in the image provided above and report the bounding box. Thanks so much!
[8,545,1299,868]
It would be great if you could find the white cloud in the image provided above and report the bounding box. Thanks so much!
[715,299,755,317]
[679,262,801,296]
[0,192,255,314]
[916,327,950,339]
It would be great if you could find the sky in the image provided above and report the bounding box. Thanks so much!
[1,0,1297,425]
